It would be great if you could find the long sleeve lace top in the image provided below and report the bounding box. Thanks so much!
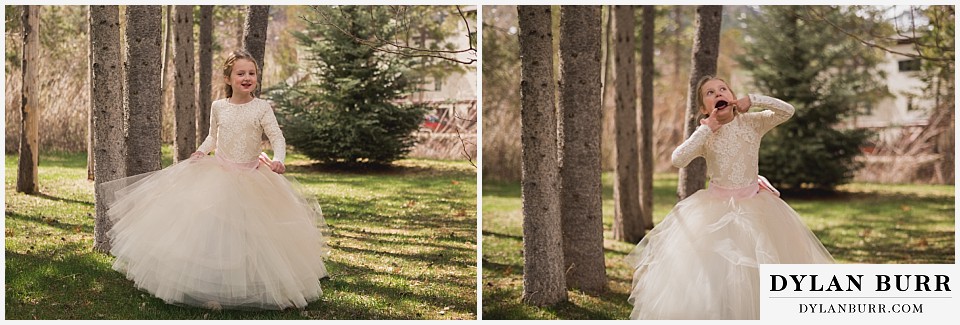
[670,94,794,188]
[196,98,286,163]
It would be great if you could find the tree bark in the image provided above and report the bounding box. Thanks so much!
[678,5,722,200]
[17,5,41,194]
[611,5,642,244]
[90,5,126,253]
[173,5,196,162]
[638,6,656,230]
[517,5,567,307]
[87,6,95,181]
[558,5,606,294]
[124,6,163,176]
[241,5,269,97]
[198,5,214,142]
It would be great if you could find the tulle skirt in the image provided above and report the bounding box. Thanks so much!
[102,155,330,310]
[625,182,833,320]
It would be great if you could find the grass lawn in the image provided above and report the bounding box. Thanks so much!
[5,149,477,320]
[481,173,955,320]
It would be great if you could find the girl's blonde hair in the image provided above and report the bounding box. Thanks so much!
[694,75,737,118]
[222,49,260,98]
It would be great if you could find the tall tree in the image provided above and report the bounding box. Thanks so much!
[17,5,40,194]
[742,6,880,191]
[611,5,643,243]
[87,8,95,181]
[160,6,172,101]
[90,5,125,253]
[124,6,163,176]
[558,5,606,294]
[677,5,721,200]
[269,6,426,166]
[638,5,655,230]
[516,5,567,307]
[241,5,269,97]
[173,5,196,162]
[197,5,214,141]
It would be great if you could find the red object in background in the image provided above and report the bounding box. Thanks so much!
[422,115,442,131]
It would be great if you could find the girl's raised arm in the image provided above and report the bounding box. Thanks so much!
[742,94,795,135]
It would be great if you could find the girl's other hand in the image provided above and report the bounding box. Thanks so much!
[271,161,286,174]
[700,107,722,132]
[191,151,205,159]
[258,152,285,174]
[734,96,752,113]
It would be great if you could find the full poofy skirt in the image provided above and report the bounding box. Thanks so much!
[625,184,833,320]
[102,156,330,310]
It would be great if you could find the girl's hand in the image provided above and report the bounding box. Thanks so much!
[700,107,722,132]
[258,152,285,174]
[191,151,205,159]
[270,161,286,174]
[733,96,752,113]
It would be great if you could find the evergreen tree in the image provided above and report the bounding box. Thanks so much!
[268,6,426,165]
[739,6,887,191]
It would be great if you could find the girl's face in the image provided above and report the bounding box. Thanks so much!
[700,79,736,120]
[225,58,258,97]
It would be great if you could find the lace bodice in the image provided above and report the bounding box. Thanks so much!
[671,94,794,188]
[196,98,286,163]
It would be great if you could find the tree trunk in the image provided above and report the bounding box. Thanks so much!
[90,5,126,253]
[173,5,196,162]
[558,5,606,294]
[611,5,642,244]
[87,6,95,181]
[241,5,269,97]
[17,6,41,194]
[198,5,214,142]
[638,6,656,230]
[517,5,567,307]
[124,6,163,177]
[677,5,722,200]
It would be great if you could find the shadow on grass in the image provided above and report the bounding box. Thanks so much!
[5,210,95,234]
[34,192,94,207]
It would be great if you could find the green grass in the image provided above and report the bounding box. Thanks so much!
[5,150,478,320]
[481,173,955,320]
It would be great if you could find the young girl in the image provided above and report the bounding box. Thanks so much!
[625,76,833,320]
[104,50,329,310]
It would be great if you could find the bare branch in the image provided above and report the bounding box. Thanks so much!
[312,5,476,65]
[454,127,476,168]
[803,6,953,63]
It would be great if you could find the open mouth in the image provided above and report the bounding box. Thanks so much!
[715,100,729,110]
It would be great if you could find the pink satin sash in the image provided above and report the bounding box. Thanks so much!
[706,175,781,200]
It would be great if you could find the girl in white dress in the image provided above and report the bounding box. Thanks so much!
[625,76,834,320]
[104,50,329,310]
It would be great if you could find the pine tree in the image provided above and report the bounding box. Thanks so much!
[268,6,426,165]
[740,6,884,191]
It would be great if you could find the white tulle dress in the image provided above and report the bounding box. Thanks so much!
[625,94,834,320]
[104,98,329,310]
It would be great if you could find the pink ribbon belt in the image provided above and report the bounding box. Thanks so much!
[707,175,781,199]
